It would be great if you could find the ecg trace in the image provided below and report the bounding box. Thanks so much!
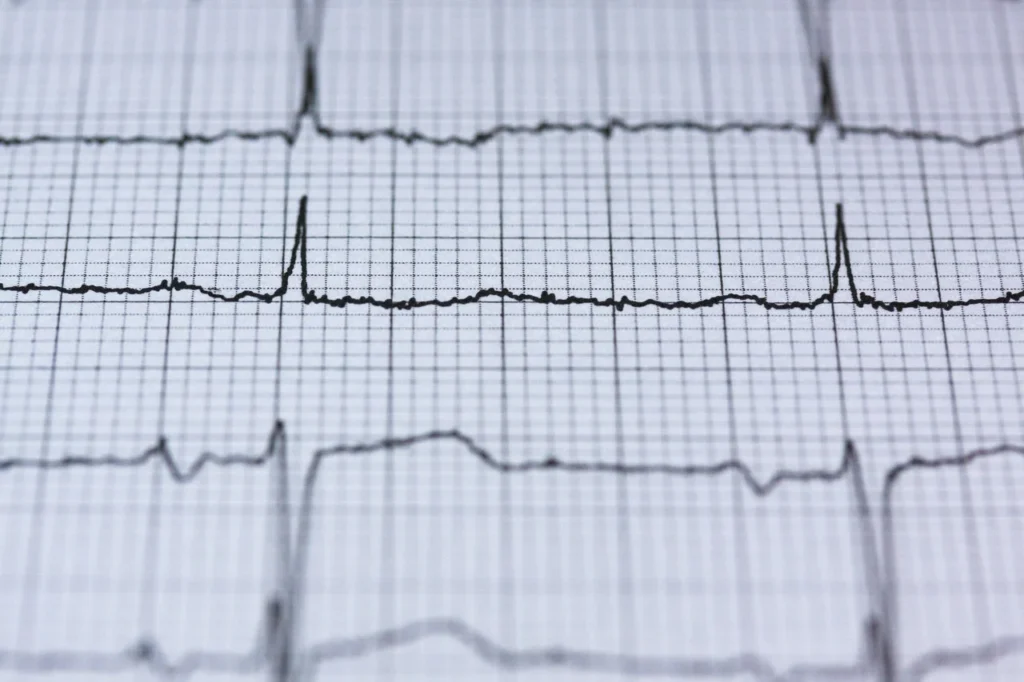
[4,198,1024,313]
[0,423,1022,682]
[1,0,1023,151]
[2,1,1024,681]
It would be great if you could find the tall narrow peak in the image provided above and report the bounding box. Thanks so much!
[293,0,324,121]
[299,46,319,118]
[797,0,841,138]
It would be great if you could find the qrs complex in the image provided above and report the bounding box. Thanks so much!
[0,423,1023,681]
[2,197,1023,313]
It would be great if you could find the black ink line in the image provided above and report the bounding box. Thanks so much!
[0,425,1022,681]
[4,117,1023,150]
[3,0,1019,150]
[4,198,1024,314]
[2,623,1023,682]
[796,0,841,138]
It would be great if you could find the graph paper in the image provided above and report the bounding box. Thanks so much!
[0,0,1023,680]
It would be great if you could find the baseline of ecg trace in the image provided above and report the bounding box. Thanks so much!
[2,2,1024,682]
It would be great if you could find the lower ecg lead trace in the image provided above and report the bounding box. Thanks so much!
[0,424,1022,681]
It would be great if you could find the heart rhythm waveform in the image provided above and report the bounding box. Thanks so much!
[0,424,1022,681]
[1,0,1023,151]
[2,4,1023,682]
[2,197,1024,314]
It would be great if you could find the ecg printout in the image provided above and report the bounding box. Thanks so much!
[1,1,1024,681]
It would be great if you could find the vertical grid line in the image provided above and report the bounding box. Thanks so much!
[593,0,635,664]
[138,2,198,633]
[377,2,403,679]
[695,0,755,652]
[14,2,99,650]
[891,1,993,664]
[492,0,517,672]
